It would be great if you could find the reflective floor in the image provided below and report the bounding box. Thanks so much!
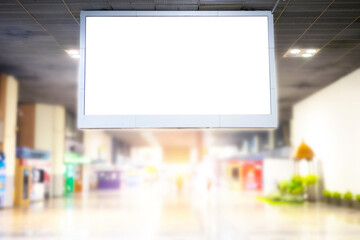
[1,185,360,240]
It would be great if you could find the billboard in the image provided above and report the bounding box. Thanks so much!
[78,11,277,128]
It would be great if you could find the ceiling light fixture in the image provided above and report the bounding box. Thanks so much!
[290,49,301,54]
[305,49,317,54]
[302,53,312,58]
[283,48,320,58]
[65,49,80,59]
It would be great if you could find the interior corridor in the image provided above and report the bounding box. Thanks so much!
[1,185,360,240]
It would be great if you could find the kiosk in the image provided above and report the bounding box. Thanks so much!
[97,170,121,190]
[14,147,50,206]
[64,152,91,194]
[226,157,263,191]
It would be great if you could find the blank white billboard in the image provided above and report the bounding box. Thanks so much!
[78,11,277,128]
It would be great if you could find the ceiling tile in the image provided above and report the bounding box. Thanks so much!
[0,0,359,121]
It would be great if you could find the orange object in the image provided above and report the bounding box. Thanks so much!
[294,141,315,161]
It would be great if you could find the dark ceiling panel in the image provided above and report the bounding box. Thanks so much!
[300,33,337,40]
[275,23,311,29]
[241,3,273,10]
[310,23,350,30]
[281,11,324,18]
[276,17,317,24]
[30,12,74,19]
[156,4,198,10]
[0,0,359,122]
[0,12,33,19]
[328,3,360,11]
[19,0,63,3]
[306,29,342,35]
[23,4,69,14]
[316,17,358,23]
[242,0,276,3]
[67,3,112,12]
[43,24,79,31]
[156,0,199,4]
[285,3,329,12]
[108,0,155,3]
[110,4,156,10]
[291,0,332,2]
[36,18,78,24]
[294,40,328,47]
[275,28,308,35]
[66,0,109,4]
[322,10,360,17]
[0,4,25,12]
[0,0,18,4]
[199,4,242,10]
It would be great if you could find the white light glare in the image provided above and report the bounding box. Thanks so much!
[290,49,301,54]
[305,49,317,54]
[65,49,80,59]
[284,48,319,58]
[302,53,312,58]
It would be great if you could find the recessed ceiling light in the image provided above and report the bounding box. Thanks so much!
[283,48,320,58]
[305,49,317,54]
[290,49,301,54]
[66,50,78,55]
[302,53,312,58]
[65,49,80,59]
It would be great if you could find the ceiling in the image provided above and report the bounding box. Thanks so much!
[0,0,359,123]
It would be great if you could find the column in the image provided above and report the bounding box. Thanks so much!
[0,74,18,207]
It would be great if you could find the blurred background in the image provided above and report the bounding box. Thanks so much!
[0,0,359,239]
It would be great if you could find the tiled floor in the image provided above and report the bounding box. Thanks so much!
[1,185,360,240]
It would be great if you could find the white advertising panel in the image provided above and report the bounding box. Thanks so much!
[79,11,277,128]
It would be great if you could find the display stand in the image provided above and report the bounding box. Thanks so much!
[64,152,91,194]
[14,147,51,206]
[97,171,121,190]
[226,156,263,191]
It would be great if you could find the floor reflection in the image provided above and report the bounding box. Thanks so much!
[1,184,360,240]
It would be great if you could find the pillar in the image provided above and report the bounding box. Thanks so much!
[18,103,65,197]
[268,130,275,150]
[0,74,18,207]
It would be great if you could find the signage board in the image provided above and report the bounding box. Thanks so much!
[79,11,277,128]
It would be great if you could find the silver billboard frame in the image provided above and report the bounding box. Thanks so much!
[78,11,278,129]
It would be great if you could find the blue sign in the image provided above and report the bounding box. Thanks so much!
[0,151,5,207]
[0,151,5,168]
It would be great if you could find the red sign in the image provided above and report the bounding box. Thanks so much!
[241,161,263,190]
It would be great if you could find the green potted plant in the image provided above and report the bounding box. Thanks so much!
[342,191,353,208]
[305,174,318,202]
[332,192,341,206]
[354,195,360,210]
[267,175,306,203]
[287,175,305,195]
[323,190,332,203]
